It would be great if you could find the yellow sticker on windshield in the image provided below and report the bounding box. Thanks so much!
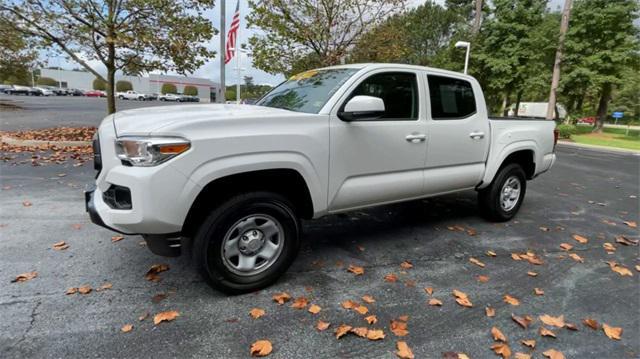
[289,70,319,81]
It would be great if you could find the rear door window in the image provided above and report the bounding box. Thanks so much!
[427,75,476,119]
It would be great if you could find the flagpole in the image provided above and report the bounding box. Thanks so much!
[220,0,225,103]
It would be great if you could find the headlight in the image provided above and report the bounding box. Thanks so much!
[115,137,190,167]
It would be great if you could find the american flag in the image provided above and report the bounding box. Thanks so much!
[224,0,240,64]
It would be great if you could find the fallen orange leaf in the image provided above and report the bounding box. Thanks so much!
[453,290,473,307]
[249,308,265,319]
[539,314,564,328]
[111,235,124,242]
[144,264,169,282]
[354,305,368,315]
[606,261,633,276]
[398,315,409,322]
[568,253,584,263]
[335,324,352,339]
[52,241,69,250]
[583,318,599,330]
[623,220,637,228]
[351,327,368,337]
[12,271,37,283]
[503,294,520,306]
[486,250,497,257]
[365,315,377,324]
[390,319,409,337]
[534,288,544,296]
[384,273,398,282]
[602,323,622,340]
[527,271,538,277]
[477,275,490,283]
[521,339,535,348]
[491,343,512,358]
[308,304,321,314]
[250,340,273,357]
[572,234,588,244]
[616,235,638,246]
[485,306,495,317]
[603,243,616,253]
[78,285,92,294]
[121,324,133,333]
[559,243,573,251]
[153,310,179,325]
[65,287,78,295]
[491,326,507,342]
[542,349,565,359]
[539,327,556,338]
[348,265,364,275]
[362,295,375,303]
[565,323,578,331]
[366,329,385,340]
[291,297,308,309]
[512,314,532,329]
[428,298,443,306]
[272,292,291,305]
[317,320,330,331]
[396,341,414,359]
[424,287,434,295]
[400,261,413,269]
[469,257,485,268]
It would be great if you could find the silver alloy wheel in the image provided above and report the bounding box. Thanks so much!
[221,214,284,276]
[500,176,521,211]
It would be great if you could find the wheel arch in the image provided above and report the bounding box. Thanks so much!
[479,143,537,189]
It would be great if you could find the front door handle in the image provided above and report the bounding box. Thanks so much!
[469,131,485,139]
[406,133,426,143]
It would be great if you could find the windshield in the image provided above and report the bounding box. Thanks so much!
[256,68,359,113]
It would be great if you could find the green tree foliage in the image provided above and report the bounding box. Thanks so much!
[247,0,406,75]
[560,0,639,129]
[183,85,198,96]
[37,77,58,86]
[161,83,177,94]
[93,77,107,91]
[0,15,37,85]
[116,80,133,92]
[1,0,216,114]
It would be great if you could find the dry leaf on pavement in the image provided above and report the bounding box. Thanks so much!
[503,294,520,306]
[491,327,507,342]
[486,250,497,257]
[491,343,512,358]
[623,220,637,228]
[354,305,368,315]
[390,318,409,337]
[65,287,78,295]
[366,329,385,340]
[348,265,364,275]
[335,324,352,339]
[542,349,565,359]
[291,297,308,309]
[400,261,413,269]
[153,310,179,325]
[469,257,485,268]
[250,340,273,357]
[121,324,133,333]
[308,304,321,314]
[602,323,622,340]
[603,243,616,253]
[428,298,443,306]
[486,306,495,317]
[351,327,368,337]
[272,292,291,305]
[539,327,556,338]
[512,314,533,329]
[341,300,358,309]
[477,275,490,283]
[12,271,37,283]
[424,287,434,295]
[384,273,398,282]
[527,271,538,277]
[249,308,265,319]
[606,261,633,276]
[583,318,599,330]
[559,243,573,251]
[362,295,375,303]
[144,264,169,282]
[316,320,330,331]
[539,314,564,328]
[534,288,544,296]
[365,315,377,324]
[569,253,584,263]
[453,290,473,308]
[572,234,588,244]
[515,353,531,359]
[396,341,414,359]
[111,235,124,242]
[78,285,92,294]
[521,339,535,348]
[53,241,69,250]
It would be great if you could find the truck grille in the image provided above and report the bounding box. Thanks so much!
[92,134,102,177]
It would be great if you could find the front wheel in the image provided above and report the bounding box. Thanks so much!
[478,163,527,222]
[192,192,301,294]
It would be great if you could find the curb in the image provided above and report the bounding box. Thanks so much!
[1,135,91,147]
[557,141,640,155]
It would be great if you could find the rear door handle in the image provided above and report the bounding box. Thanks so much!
[469,131,485,139]
[405,133,426,143]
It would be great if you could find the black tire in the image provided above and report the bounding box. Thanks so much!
[478,163,527,222]
[192,191,301,294]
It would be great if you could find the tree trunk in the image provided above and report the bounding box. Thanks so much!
[515,90,523,117]
[546,0,572,120]
[594,82,611,133]
[501,91,511,117]
[106,65,116,115]
[576,94,584,112]
[472,0,483,35]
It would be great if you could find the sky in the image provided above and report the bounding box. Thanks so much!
[52,0,569,87]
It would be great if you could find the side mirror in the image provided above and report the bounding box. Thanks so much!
[338,95,385,122]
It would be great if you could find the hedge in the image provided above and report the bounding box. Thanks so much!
[183,85,198,96]
[37,77,58,86]
[557,124,577,139]
[93,78,107,90]
[116,80,133,92]
[161,83,177,94]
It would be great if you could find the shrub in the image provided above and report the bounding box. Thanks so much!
[93,78,107,90]
[183,85,198,96]
[116,80,133,92]
[37,77,58,86]
[161,83,177,94]
[557,124,577,139]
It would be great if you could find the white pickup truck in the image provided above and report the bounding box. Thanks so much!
[117,90,149,101]
[86,63,557,293]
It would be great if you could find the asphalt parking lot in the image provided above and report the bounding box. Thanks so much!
[0,94,195,131]
[1,101,639,358]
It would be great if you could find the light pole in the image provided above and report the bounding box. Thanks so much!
[455,41,471,75]
[229,47,250,104]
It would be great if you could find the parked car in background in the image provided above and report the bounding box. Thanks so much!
[181,95,200,102]
[146,93,159,101]
[158,93,182,102]
[85,90,106,97]
[576,117,595,125]
[67,88,85,96]
[0,84,12,94]
[5,85,38,95]
[117,90,151,101]
[86,63,558,293]
[32,87,54,96]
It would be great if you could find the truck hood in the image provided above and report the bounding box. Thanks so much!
[112,104,297,136]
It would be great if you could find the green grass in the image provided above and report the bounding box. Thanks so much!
[574,124,640,137]
[571,132,640,150]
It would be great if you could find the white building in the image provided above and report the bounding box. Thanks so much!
[39,69,222,103]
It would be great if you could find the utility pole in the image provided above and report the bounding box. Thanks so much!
[472,0,483,35]
[546,0,572,120]
[219,0,226,103]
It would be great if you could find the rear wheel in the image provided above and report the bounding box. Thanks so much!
[478,163,527,222]
[192,192,301,294]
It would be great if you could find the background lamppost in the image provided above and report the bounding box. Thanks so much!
[455,41,471,75]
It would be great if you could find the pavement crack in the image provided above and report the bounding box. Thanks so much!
[13,300,41,350]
